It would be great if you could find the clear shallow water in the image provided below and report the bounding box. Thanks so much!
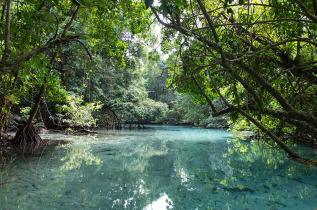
[0,126,316,210]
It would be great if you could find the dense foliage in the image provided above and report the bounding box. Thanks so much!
[145,0,317,162]
[0,0,211,140]
[0,0,316,163]
[0,0,161,141]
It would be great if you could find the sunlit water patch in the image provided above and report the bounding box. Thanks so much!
[0,126,316,209]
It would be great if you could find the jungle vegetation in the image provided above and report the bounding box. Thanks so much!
[0,0,316,164]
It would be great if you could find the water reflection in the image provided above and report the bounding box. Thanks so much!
[59,143,102,172]
[0,126,316,209]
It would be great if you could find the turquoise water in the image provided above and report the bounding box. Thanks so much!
[0,126,316,210]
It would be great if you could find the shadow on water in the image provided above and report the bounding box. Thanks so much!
[0,126,316,209]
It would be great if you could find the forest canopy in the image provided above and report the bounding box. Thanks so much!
[145,0,317,162]
[0,0,316,164]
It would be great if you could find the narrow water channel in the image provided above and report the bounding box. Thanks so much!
[0,126,316,209]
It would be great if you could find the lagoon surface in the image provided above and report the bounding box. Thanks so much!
[0,126,316,210]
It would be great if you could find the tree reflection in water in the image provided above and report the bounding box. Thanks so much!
[0,127,316,209]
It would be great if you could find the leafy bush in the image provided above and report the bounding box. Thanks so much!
[20,107,31,120]
[56,93,103,130]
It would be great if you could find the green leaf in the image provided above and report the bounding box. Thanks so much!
[239,0,244,5]
[145,0,154,9]
[71,0,81,6]
[174,0,186,7]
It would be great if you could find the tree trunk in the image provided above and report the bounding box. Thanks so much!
[13,52,57,145]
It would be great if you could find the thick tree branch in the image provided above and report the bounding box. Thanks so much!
[0,35,80,73]
[291,0,317,23]
[235,107,300,159]
[197,0,270,110]
[153,4,265,109]
[26,52,58,127]
[61,6,80,38]
[154,0,317,128]
[234,60,295,111]
[150,0,317,165]
[151,7,220,49]
[202,7,297,111]
[206,67,309,160]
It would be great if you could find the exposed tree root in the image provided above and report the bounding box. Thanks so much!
[12,115,42,145]
[12,123,42,145]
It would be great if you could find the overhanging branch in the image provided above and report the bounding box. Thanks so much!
[0,35,80,73]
